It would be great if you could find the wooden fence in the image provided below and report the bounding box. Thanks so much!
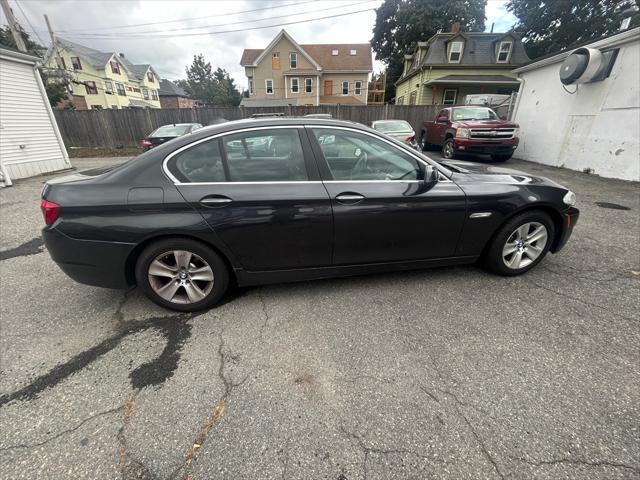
[53,105,440,148]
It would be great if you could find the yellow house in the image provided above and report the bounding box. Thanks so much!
[395,27,530,106]
[240,30,373,106]
[44,38,161,110]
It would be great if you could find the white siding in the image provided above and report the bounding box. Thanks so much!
[0,56,71,181]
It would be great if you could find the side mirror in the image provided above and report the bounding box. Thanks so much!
[423,165,439,183]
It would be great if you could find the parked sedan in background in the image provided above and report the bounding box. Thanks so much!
[371,119,418,149]
[141,123,202,151]
[41,118,578,312]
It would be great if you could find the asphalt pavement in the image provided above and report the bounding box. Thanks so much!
[0,155,638,480]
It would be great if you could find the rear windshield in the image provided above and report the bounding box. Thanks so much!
[150,125,191,137]
[374,121,413,133]
[451,108,498,121]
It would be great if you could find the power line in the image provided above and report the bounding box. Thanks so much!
[61,6,378,40]
[65,1,375,38]
[46,0,316,33]
[12,0,45,45]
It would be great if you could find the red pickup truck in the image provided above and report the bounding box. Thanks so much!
[419,106,519,161]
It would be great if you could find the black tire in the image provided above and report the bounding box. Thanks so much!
[442,138,456,159]
[483,210,555,276]
[135,238,229,312]
[419,131,430,151]
[491,154,513,162]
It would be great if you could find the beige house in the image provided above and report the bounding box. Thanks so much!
[240,30,373,106]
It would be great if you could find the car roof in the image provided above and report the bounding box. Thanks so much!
[158,123,199,127]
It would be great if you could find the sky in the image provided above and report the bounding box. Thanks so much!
[5,0,517,90]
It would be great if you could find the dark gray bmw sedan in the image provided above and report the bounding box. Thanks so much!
[41,118,579,311]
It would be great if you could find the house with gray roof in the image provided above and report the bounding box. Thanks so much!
[395,24,530,106]
[43,38,162,110]
[158,79,196,109]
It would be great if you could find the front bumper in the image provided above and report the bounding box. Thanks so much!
[453,137,519,155]
[551,206,580,253]
[43,226,135,289]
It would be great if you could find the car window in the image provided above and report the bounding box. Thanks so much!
[168,139,226,183]
[151,125,191,137]
[451,107,497,121]
[312,129,422,181]
[373,121,413,133]
[221,129,308,182]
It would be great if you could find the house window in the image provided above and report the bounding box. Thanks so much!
[350,49,357,55]
[291,78,299,93]
[289,52,297,68]
[342,81,349,95]
[104,81,113,94]
[305,77,312,93]
[497,41,512,63]
[409,91,417,105]
[265,79,273,94]
[248,78,254,94]
[332,49,339,56]
[147,71,154,82]
[110,61,120,74]
[354,80,362,95]
[151,89,158,100]
[449,41,463,63]
[116,83,126,96]
[442,88,457,105]
[142,87,149,100]
[71,56,82,70]
[85,81,98,95]
[396,96,404,105]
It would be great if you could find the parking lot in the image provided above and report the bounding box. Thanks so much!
[1,155,638,479]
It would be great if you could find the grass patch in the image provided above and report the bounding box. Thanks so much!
[67,146,142,158]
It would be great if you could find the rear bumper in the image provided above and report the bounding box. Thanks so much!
[551,207,580,253]
[43,227,135,289]
[453,137,519,155]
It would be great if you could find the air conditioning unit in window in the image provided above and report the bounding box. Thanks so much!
[559,47,619,85]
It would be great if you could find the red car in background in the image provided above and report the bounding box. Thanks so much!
[419,106,519,161]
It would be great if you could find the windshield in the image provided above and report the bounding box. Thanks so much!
[451,107,498,121]
[374,121,413,133]
[150,125,191,137]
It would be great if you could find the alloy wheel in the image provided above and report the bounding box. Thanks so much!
[443,141,454,159]
[502,222,548,269]
[147,250,214,304]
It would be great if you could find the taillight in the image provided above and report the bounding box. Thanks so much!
[141,139,152,148]
[40,199,61,225]
[405,135,415,142]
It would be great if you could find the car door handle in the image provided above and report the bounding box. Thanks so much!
[335,193,365,205]
[199,195,232,207]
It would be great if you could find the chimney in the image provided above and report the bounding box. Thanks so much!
[451,22,461,34]
[119,53,125,58]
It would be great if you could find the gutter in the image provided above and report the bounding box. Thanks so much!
[511,76,525,121]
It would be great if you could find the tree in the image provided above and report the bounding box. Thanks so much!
[371,0,486,101]
[181,54,241,106]
[0,24,42,54]
[507,0,640,59]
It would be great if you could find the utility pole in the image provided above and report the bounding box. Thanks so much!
[44,14,62,69]
[0,0,27,52]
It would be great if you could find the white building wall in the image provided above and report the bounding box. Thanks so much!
[514,37,639,182]
[0,53,71,181]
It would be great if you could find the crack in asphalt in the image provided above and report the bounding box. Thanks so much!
[258,289,270,337]
[0,314,194,407]
[117,392,156,480]
[0,238,44,261]
[0,404,123,452]
[168,328,252,480]
[511,455,639,473]
[277,437,291,480]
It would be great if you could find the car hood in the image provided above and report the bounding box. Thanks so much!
[453,119,517,128]
[441,159,564,188]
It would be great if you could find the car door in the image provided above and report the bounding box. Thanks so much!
[308,126,467,265]
[428,109,450,145]
[166,126,333,271]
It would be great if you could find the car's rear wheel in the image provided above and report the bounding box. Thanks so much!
[135,238,229,312]
[442,138,456,159]
[484,211,555,276]
[491,153,513,162]
[420,131,431,151]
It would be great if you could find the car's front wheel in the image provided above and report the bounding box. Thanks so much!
[484,211,555,276]
[135,238,229,312]
[442,138,456,159]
